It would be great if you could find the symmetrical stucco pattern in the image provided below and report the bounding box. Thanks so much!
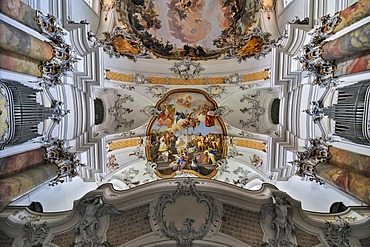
[106,204,152,245]
[219,203,264,245]
[50,228,76,247]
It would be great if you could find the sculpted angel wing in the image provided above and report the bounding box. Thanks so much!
[96,203,121,218]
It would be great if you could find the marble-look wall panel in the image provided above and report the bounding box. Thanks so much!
[316,163,370,204]
[334,0,370,33]
[0,0,40,31]
[0,148,46,179]
[0,163,55,211]
[0,49,41,77]
[334,52,370,76]
[322,23,370,61]
[329,147,370,177]
[0,20,53,61]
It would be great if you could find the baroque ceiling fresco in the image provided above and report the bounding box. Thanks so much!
[146,90,227,178]
[92,0,281,61]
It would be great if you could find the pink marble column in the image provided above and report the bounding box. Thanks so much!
[322,23,370,61]
[0,0,40,31]
[0,20,53,61]
[0,163,56,211]
[316,162,370,205]
[0,148,47,179]
[334,0,370,33]
[335,52,370,76]
[0,49,42,77]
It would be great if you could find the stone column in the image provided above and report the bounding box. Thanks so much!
[0,20,53,61]
[335,52,370,76]
[0,0,40,31]
[0,49,41,77]
[333,0,370,34]
[316,162,370,205]
[328,147,370,177]
[0,148,47,179]
[321,23,370,61]
[0,163,56,211]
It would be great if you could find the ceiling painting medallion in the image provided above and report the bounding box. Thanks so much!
[146,89,227,178]
[120,0,258,60]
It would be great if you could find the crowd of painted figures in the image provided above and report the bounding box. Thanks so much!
[149,131,224,175]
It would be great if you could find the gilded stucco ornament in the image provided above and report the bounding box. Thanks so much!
[289,137,331,185]
[35,10,66,44]
[132,73,149,84]
[170,58,205,79]
[150,179,222,246]
[87,27,150,61]
[298,12,340,85]
[224,73,242,84]
[35,11,78,85]
[230,27,286,62]
[43,138,86,186]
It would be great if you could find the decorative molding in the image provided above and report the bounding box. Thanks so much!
[323,217,351,247]
[224,73,242,84]
[233,167,251,187]
[287,16,309,25]
[213,106,233,117]
[150,179,222,246]
[298,12,341,86]
[303,101,324,123]
[128,146,145,160]
[216,158,230,176]
[146,85,169,98]
[132,73,149,84]
[35,10,66,44]
[43,139,86,186]
[106,155,119,172]
[226,27,286,62]
[239,91,266,131]
[107,138,140,152]
[105,70,269,85]
[140,105,161,117]
[34,11,78,86]
[75,196,120,247]
[260,195,297,247]
[106,70,132,81]
[22,217,49,247]
[170,58,205,79]
[250,154,263,169]
[289,137,331,185]
[87,27,149,61]
[234,138,266,151]
[205,85,227,98]
[109,94,134,130]
[115,167,140,188]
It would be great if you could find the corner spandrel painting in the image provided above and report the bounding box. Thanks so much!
[146,90,226,178]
